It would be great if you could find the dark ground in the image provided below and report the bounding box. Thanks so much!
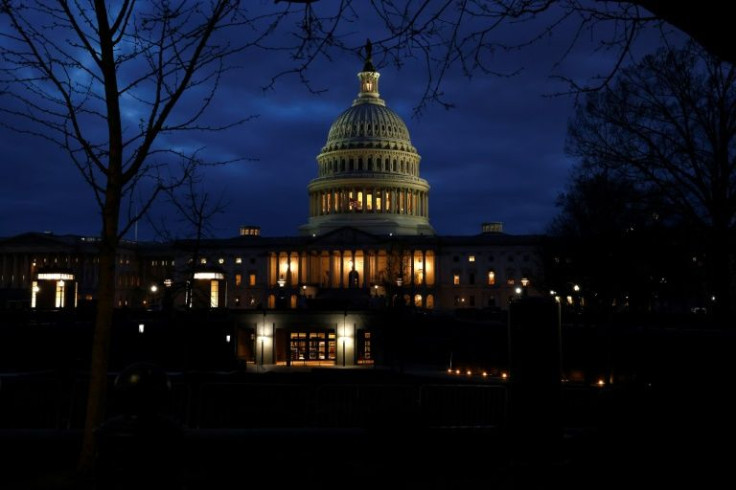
[2,314,735,489]
[2,360,734,490]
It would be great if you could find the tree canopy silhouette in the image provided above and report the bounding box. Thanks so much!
[566,41,736,321]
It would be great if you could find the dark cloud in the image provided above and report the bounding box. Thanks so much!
[0,5,672,240]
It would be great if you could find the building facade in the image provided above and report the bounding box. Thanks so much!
[0,48,544,370]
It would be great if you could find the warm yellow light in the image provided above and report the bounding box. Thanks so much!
[501,372,508,379]
[482,371,488,377]
[38,272,74,280]
[455,369,460,375]
[466,370,472,376]
[596,379,605,387]
[193,271,224,280]
[150,285,158,293]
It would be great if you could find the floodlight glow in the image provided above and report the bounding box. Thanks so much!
[193,271,224,280]
[37,273,74,281]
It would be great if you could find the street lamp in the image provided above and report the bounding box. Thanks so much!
[150,284,158,309]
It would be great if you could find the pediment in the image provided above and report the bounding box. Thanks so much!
[308,226,384,247]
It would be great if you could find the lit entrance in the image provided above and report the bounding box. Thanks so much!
[289,331,336,366]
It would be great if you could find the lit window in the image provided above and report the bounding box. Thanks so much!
[235,273,242,287]
[488,271,496,285]
[218,258,225,264]
[453,274,460,285]
[31,281,39,308]
[200,258,207,264]
[249,273,256,286]
[55,280,65,308]
[210,280,219,308]
[468,255,475,262]
[235,257,242,264]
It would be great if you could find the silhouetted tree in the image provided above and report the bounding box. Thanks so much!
[542,166,702,319]
[274,1,731,114]
[566,41,736,322]
[0,0,254,474]
[148,170,230,309]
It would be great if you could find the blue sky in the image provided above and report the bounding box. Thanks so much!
[0,2,678,240]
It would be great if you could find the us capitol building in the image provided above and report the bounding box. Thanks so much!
[0,47,543,369]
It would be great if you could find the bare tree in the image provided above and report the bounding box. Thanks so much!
[0,0,262,474]
[149,170,230,309]
[0,0,732,479]
[566,41,736,321]
[264,1,732,116]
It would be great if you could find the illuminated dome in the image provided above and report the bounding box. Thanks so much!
[322,102,417,154]
[300,41,434,237]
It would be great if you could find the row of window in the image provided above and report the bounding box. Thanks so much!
[456,254,531,263]
[318,156,418,177]
[451,270,531,286]
[186,256,258,266]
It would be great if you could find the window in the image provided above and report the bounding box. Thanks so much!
[249,273,256,286]
[453,274,460,285]
[55,280,65,308]
[235,257,242,264]
[235,273,242,287]
[218,258,225,264]
[469,295,475,307]
[210,280,219,308]
[468,272,475,285]
[487,270,496,286]
[468,255,475,262]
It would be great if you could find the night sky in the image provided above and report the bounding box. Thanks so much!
[0,2,681,240]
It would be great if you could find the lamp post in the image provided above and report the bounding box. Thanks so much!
[395,276,404,373]
[150,284,158,310]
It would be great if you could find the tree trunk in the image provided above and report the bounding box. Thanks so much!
[77,195,122,473]
[77,237,117,474]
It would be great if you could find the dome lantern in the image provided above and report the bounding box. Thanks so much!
[356,39,380,102]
